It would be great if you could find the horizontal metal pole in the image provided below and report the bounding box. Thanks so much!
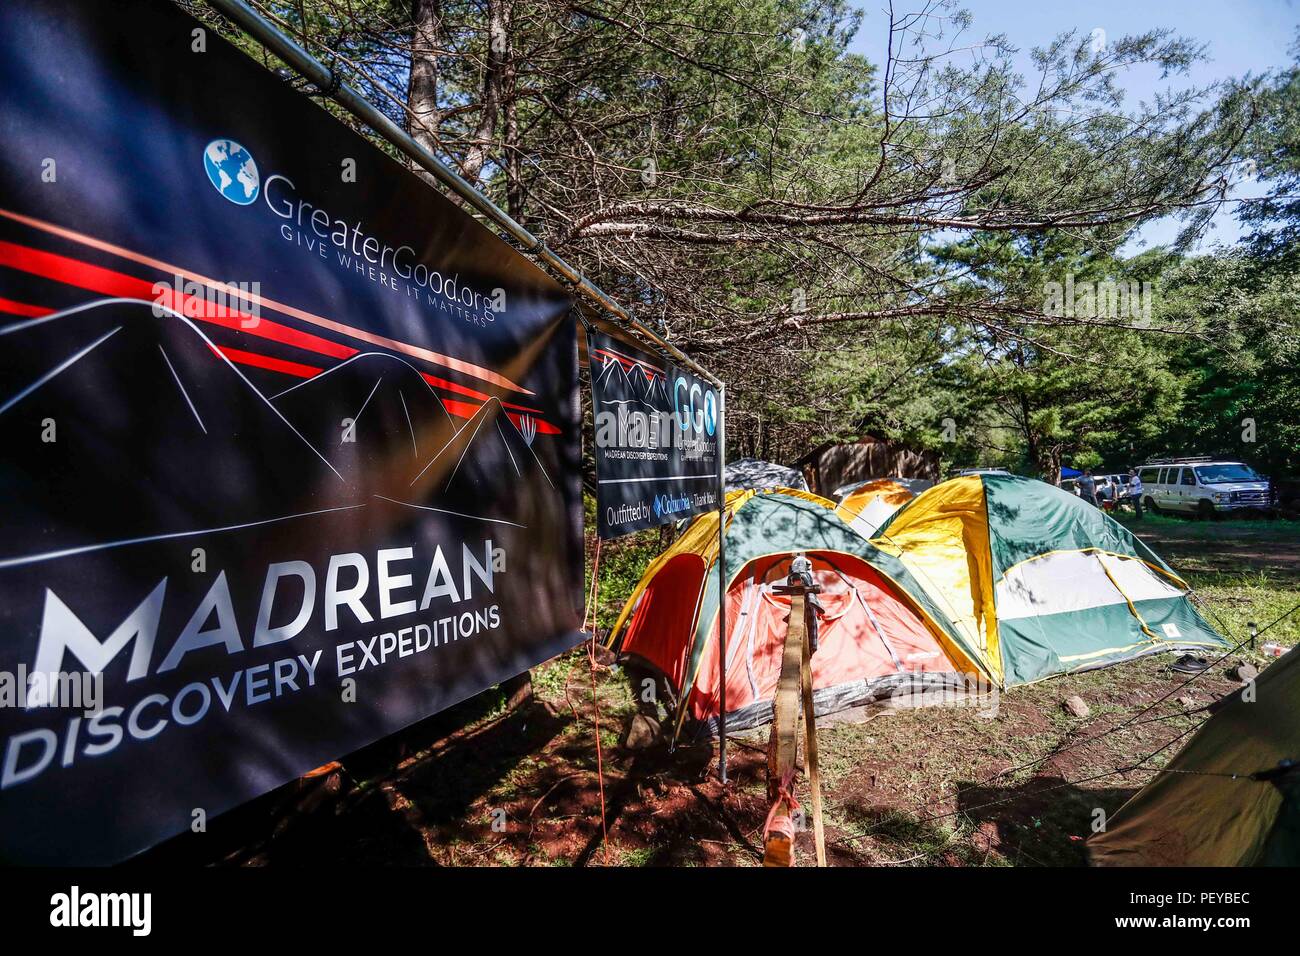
[204,0,722,387]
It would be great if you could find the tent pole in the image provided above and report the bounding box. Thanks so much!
[716,384,728,783]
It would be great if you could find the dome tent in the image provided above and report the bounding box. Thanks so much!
[834,478,921,538]
[1090,649,1300,866]
[871,474,1230,687]
[723,457,808,492]
[833,476,933,498]
[608,488,989,738]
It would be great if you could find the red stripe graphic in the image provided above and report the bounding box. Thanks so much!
[0,206,534,395]
[441,398,560,434]
[0,239,561,436]
[0,240,356,360]
[0,295,53,318]
[420,371,544,415]
[511,413,561,436]
[213,345,323,379]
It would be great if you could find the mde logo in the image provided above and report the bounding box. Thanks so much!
[203,138,260,205]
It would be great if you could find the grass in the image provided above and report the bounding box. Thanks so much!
[583,492,668,632]
[1130,512,1300,538]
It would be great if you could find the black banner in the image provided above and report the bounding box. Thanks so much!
[0,0,583,863]
[587,329,719,537]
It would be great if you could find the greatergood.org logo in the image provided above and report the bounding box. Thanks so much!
[204,138,260,205]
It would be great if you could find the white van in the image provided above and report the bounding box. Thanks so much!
[1136,459,1271,516]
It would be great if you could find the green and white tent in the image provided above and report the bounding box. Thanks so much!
[872,474,1230,686]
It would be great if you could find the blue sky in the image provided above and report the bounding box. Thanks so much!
[849,0,1300,251]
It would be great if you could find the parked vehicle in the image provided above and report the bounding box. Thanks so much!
[1136,458,1272,517]
[1060,473,1130,505]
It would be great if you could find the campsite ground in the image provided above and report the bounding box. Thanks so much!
[139,514,1300,867]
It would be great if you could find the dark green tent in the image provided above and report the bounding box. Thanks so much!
[1090,649,1300,866]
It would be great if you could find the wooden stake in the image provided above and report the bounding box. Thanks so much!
[800,631,827,866]
[763,584,827,867]
[763,592,806,867]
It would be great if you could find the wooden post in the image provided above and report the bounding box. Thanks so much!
[716,385,728,783]
[763,591,806,867]
[800,631,827,866]
[763,582,827,867]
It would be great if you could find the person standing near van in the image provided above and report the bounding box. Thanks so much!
[1078,469,1098,506]
[1128,468,1144,519]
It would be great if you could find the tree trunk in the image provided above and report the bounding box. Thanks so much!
[406,0,442,179]
[1044,445,1063,485]
[461,0,511,186]
[501,7,523,220]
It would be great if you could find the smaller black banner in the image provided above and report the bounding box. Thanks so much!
[587,329,720,538]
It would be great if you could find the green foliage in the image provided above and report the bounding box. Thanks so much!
[190,0,1298,482]
[1126,252,1300,477]
[582,494,667,631]
[1241,31,1300,259]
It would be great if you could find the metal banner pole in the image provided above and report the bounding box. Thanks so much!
[204,0,722,390]
[716,384,728,783]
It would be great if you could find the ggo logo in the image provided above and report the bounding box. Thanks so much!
[673,377,717,435]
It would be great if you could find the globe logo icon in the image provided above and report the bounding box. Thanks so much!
[703,392,718,435]
[203,139,260,205]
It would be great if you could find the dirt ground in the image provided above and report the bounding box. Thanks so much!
[137,516,1300,867]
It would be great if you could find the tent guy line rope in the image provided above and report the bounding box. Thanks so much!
[868,504,1262,790]
[832,682,1297,854]
[831,719,1211,851]
[1253,599,1300,639]
[985,626,1261,785]
[830,514,1298,854]
[584,537,612,865]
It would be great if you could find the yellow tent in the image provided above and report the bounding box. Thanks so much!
[871,474,1228,687]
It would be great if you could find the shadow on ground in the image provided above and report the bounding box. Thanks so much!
[829,774,1140,866]
[133,688,571,866]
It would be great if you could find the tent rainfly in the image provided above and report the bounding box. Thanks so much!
[871,474,1230,686]
[608,488,987,737]
[1090,649,1300,866]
